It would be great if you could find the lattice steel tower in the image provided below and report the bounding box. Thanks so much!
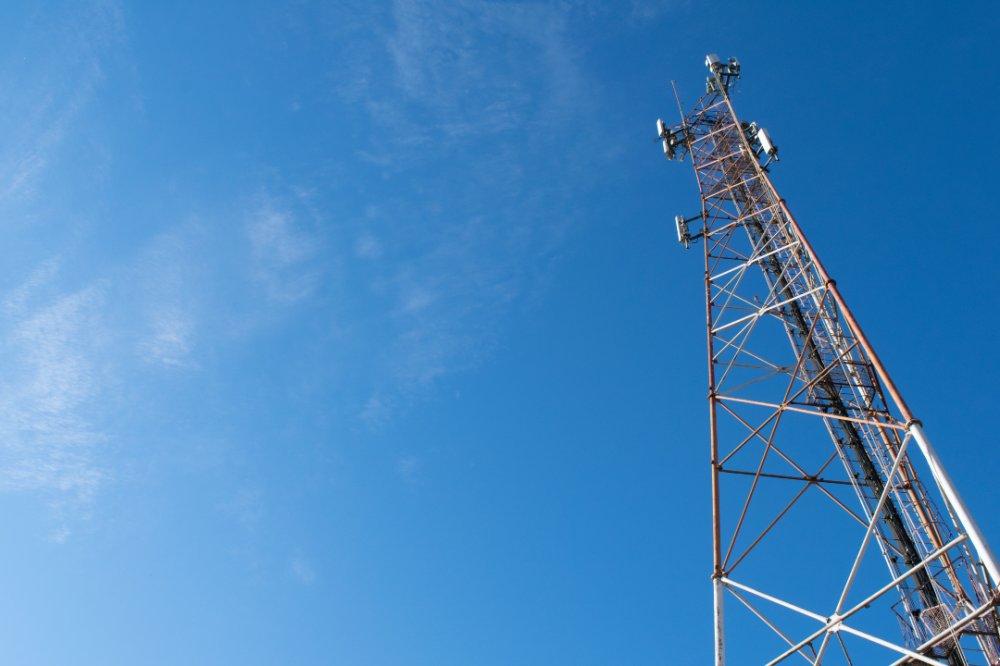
[658,55,1000,665]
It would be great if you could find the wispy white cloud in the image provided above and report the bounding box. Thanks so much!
[360,395,393,429]
[628,0,679,21]
[332,0,591,158]
[290,555,316,584]
[0,2,624,539]
[141,308,195,367]
[3,258,61,314]
[362,208,560,408]
[246,194,325,303]
[133,231,202,369]
[220,489,265,531]
[396,454,418,485]
[0,268,111,526]
[355,234,383,259]
[49,525,73,544]
[0,0,125,207]
[319,1,595,422]
[0,3,132,532]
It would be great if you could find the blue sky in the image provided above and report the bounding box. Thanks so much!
[0,1,998,664]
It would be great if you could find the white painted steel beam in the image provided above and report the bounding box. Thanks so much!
[720,578,825,622]
[909,422,1000,587]
[836,624,944,666]
[714,578,725,666]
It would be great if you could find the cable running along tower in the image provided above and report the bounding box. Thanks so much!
[658,55,1000,665]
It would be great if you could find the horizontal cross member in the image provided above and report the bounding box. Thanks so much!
[717,468,854,486]
[715,395,906,431]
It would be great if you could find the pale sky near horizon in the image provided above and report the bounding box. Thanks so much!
[0,1,998,664]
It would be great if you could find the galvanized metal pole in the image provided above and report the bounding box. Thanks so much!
[705,196,725,666]
[714,577,726,666]
[909,422,1000,586]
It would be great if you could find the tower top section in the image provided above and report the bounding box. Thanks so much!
[656,54,778,194]
[704,53,740,93]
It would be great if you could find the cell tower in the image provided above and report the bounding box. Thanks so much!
[658,55,1000,665]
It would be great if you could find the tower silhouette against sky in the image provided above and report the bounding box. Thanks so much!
[658,55,1000,665]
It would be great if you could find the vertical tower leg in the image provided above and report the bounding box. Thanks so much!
[707,255,725,665]
[910,422,1000,587]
